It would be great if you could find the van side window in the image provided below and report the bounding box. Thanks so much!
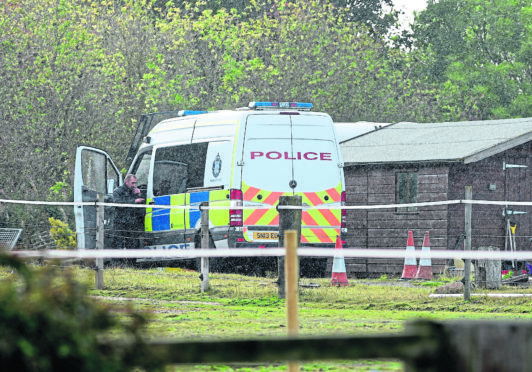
[153,143,208,196]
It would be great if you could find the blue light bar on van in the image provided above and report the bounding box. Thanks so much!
[248,102,313,111]
[178,110,208,116]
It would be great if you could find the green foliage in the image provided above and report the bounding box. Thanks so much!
[48,217,76,249]
[329,0,399,36]
[49,182,70,198]
[156,0,401,36]
[0,255,164,371]
[410,0,532,120]
[152,0,443,121]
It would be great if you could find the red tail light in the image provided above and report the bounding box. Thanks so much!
[230,189,243,227]
[341,191,347,228]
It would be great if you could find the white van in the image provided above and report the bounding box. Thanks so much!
[74,102,346,275]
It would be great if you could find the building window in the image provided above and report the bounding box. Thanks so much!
[396,172,418,212]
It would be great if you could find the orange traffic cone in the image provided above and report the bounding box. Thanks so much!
[331,236,349,286]
[415,231,432,280]
[401,231,417,279]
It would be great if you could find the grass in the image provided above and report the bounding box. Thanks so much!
[3,264,532,371]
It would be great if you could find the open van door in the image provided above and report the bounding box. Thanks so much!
[74,146,122,250]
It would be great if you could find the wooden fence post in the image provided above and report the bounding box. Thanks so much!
[285,230,299,372]
[464,186,472,301]
[200,202,210,292]
[277,196,302,299]
[95,194,104,289]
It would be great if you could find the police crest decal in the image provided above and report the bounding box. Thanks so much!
[212,153,222,178]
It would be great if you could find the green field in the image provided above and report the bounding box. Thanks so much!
[4,264,532,371]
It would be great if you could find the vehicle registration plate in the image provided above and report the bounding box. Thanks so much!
[253,231,279,240]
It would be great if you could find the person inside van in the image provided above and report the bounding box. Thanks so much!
[112,174,145,250]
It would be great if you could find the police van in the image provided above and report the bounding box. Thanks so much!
[74,102,346,275]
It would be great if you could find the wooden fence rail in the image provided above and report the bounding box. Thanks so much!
[131,319,531,372]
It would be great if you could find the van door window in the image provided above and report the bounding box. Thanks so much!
[106,158,120,193]
[81,150,106,194]
[153,143,208,195]
[130,151,152,187]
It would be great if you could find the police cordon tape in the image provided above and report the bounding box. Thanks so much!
[5,198,532,210]
[8,248,532,261]
[1,198,457,209]
[4,197,532,261]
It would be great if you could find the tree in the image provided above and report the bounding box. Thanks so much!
[330,0,400,36]
[155,0,401,36]
[149,0,444,122]
[410,0,532,120]
[0,0,157,241]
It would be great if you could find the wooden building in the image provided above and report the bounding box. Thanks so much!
[339,117,532,277]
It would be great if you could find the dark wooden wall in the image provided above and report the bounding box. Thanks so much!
[344,165,449,277]
[448,158,506,252]
[448,143,532,255]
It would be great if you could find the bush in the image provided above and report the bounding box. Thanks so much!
[0,255,163,371]
[48,217,77,250]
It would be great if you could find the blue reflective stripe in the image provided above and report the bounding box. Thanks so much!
[189,191,209,228]
[152,196,171,231]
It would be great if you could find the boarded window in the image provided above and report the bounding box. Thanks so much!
[396,172,418,212]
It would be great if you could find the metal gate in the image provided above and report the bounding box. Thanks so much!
[0,228,23,250]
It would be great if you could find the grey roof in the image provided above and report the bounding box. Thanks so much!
[341,117,532,166]
[334,122,391,142]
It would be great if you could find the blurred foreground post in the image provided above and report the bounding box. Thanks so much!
[95,194,104,289]
[285,230,299,372]
[200,202,210,292]
[142,319,532,371]
[277,195,302,299]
